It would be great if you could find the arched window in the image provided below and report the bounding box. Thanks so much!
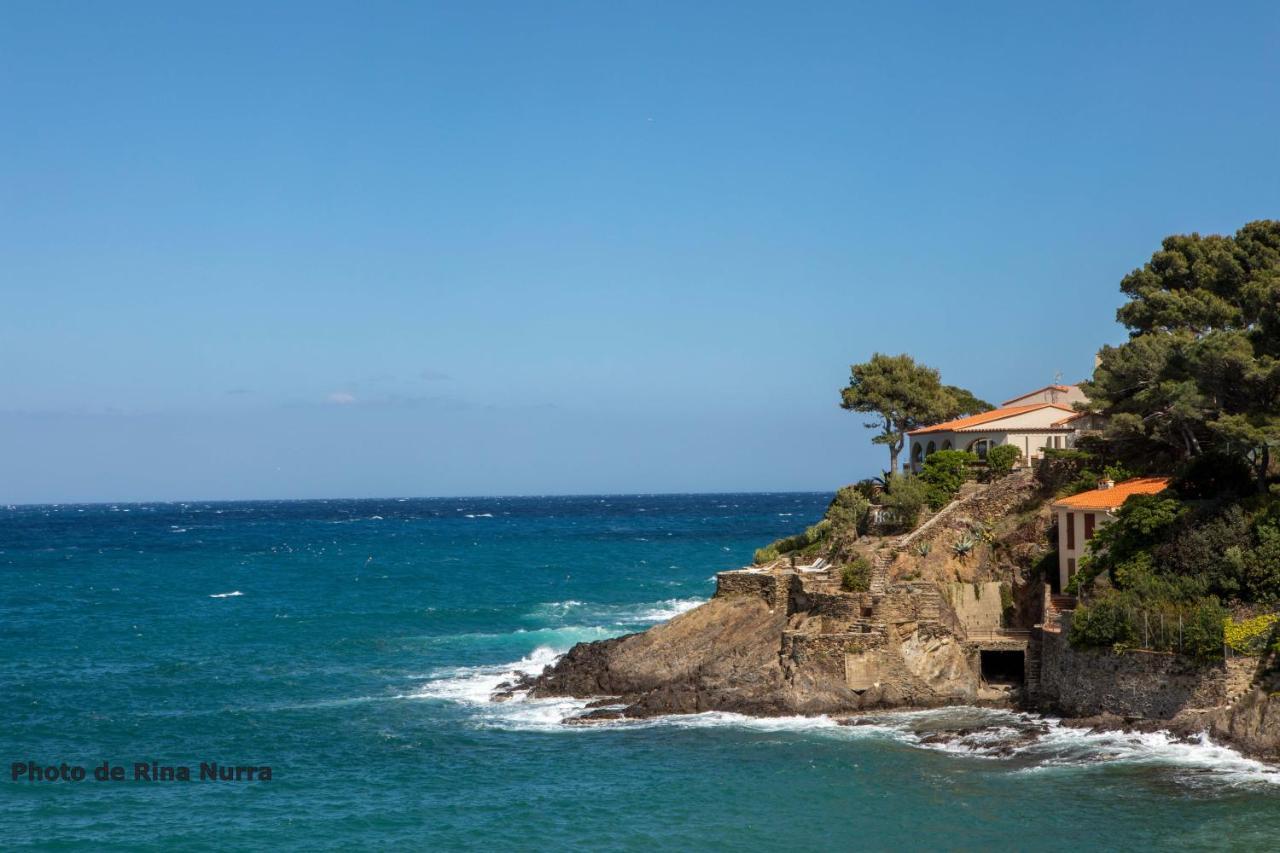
[913,443,924,464]
[926,441,937,456]
[941,440,952,451]
[967,438,992,459]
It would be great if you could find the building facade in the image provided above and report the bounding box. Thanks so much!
[1050,477,1171,591]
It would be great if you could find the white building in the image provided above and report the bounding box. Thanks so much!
[907,399,1082,473]
[1002,384,1089,408]
[1050,477,1170,591]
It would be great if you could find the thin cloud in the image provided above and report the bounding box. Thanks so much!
[326,391,357,405]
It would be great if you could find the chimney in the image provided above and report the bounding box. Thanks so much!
[1097,477,1114,491]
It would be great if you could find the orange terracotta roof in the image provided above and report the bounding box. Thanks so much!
[908,403,1076,435]
[1001,384,1077,406]
[1051,411,1091,426]
[1052,477,1171,510]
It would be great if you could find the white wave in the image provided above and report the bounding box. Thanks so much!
[850,707,1280,785]
[634,597,703,621]
[412,646,565,705]
[526,597,705,628]
[208,590,243,598]
[464,513,494,518]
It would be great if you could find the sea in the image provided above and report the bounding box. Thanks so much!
[2,493,1278,850]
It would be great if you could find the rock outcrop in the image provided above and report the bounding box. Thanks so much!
[526,563,1002,717]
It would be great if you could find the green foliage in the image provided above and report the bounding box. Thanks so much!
[984,444,1022,478]
[1083,220,1280,492]
[1068,590,1227,660]
[753,545,779,565]
[919,450,976,508]
[1243,520,1280,602]
[951,533,977,558]
[1069,594,1136,649]
[913,540,932,557]
[755,519,832,564]
[825,486,871,537]
[999,582,1015,627]
[840,353,990,472]
[1182,597,1229,660]
[1171,451,1256,500]
[841,557,872,592]
[880,472,930,531]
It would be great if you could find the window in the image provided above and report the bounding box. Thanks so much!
[1084,513,1096,540]
[967,438,991,459]
[1067,557,1076,579]
[926,441,936,456]
[1066,512,1075,550]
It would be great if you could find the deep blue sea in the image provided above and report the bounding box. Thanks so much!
[3,494,1278,850]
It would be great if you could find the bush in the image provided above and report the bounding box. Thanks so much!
[1224,613,1280,656]
[919,450,976,509]
[1244,521,1280,602]
[841,557,872,592]
[1181,597,1228,661]
[1069,594,1136,649]
[826,486,870,536]
[880,473,931,530]
[753,545,779,565]
[985,444,1022,477]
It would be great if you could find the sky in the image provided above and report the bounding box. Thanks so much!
[2,2,1278,503]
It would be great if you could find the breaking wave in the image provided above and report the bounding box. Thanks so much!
[414,657,1279,788]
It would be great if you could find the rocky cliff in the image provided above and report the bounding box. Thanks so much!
[515,472,1279,761]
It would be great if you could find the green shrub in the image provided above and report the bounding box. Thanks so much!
[825,486,870,536]
[753,545,779,565]
[985,444,1022,477]
[919,450,976,508]
[841,557,872,592]
[1069,594,1136,649]
[1182,597,1228,661]
[1244,521,1280,602]
[881,473,930,531]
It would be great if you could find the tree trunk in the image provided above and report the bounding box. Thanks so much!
[1258,445,1270,493]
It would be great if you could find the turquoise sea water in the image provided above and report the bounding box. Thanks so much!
[3,494,1278,850]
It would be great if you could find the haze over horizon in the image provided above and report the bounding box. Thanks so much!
[4,2,1279,504]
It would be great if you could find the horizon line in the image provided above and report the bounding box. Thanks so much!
[3,488,839,510]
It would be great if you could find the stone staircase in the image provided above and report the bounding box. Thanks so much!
[1024,632,1043,696]
[869,552,892,594]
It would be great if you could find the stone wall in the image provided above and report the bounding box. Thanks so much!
[715,570,795,611]
[1038,620,1256,719]
[947,582,1005,635]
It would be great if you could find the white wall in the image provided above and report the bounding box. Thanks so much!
[907,429,1074,472]
[1055,506,1114,591]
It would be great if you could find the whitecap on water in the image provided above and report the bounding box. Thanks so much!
[208,590,244,598]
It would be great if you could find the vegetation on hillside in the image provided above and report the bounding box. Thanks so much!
[1067,221,1280,658]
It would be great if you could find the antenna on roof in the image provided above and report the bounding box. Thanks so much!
[1053,370,1063,384]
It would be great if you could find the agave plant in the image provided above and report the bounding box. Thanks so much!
[913,540,933,558]
[952,533,977,558]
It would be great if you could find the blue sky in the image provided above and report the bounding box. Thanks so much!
[3,2,1278,503]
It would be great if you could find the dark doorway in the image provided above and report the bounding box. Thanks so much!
[980,650,1024,684]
